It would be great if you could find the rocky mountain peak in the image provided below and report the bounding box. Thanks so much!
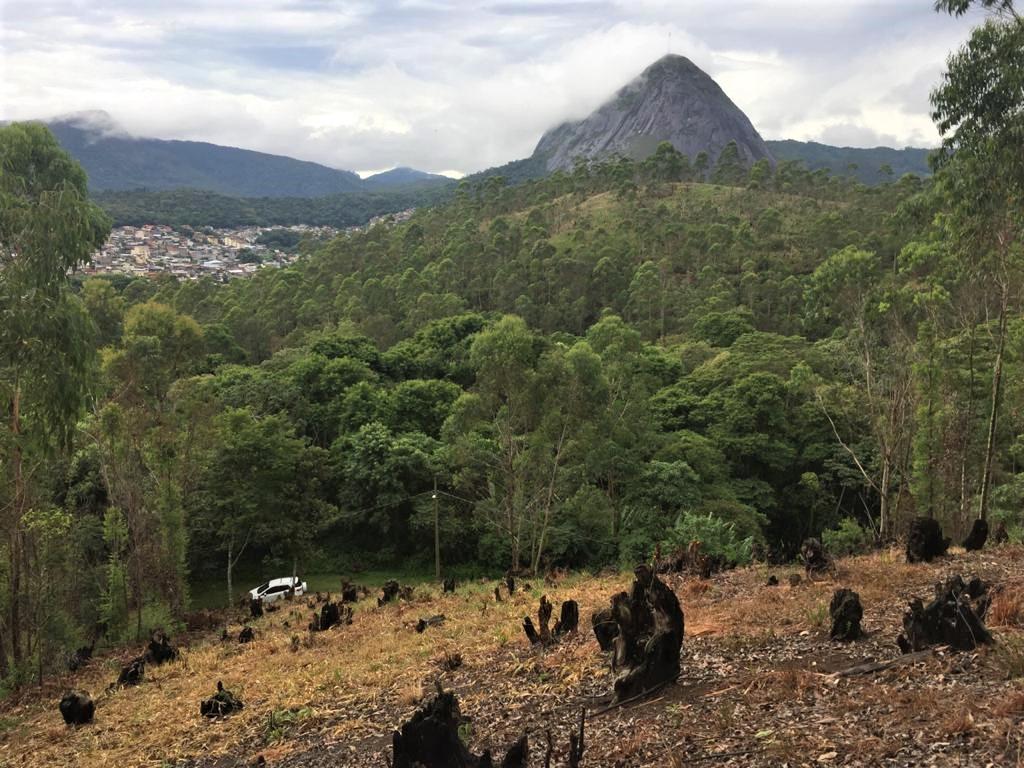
[533,54,773,172]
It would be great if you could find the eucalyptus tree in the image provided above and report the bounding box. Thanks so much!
[0,123,109,674]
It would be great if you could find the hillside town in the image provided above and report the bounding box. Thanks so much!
[85,209,415,280]
[84,223,336,280]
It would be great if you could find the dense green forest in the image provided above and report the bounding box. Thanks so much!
[93,185,450,228]
[0,0,1021,692]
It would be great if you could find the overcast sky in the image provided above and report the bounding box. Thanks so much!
[0,1,982,176]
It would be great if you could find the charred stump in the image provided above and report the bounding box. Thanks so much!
[144,630,179,665]
[238,626,255,644]
[399,585,415,601]
[994,521,1010,545]
[554,600,579,637]
[310,601,352,632]
[906,517,950,563]
[963,518,989,552]
[594,565,684,703]
[416,614,446,633]
[341,580,361,603]
[829,588,863,641]
[443,577,456,594]
[59,691,95,725]
[200,680,244,718]
[801,538,831,576]
[505,573,516,596]
[896,574,992,653]
[392,687,528,768]
[249,597,264,619]
[68,644,94,672]
[523,596,553,645]
[590,607,618,652]
[379,580,401,606]
[116,657,145,687]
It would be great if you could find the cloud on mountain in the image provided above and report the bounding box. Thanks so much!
[0,0,980,174]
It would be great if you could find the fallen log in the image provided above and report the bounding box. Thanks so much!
[830,649,934,678]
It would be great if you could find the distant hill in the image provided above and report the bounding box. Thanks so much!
[533,54,774,172]
[766,140,933,184]
[363,167,455,191]
[41,112,450,199]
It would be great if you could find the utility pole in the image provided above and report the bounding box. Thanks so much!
[433,476,441,579]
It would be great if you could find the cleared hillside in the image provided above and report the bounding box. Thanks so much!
[4,546,1024,767]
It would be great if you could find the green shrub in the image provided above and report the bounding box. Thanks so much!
[662,511,754,566]
[821,518,872,557]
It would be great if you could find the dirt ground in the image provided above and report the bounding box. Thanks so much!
[4,546,1024,767]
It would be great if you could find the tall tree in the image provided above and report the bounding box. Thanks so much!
[0,123,109,674]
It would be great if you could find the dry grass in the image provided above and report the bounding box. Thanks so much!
[990,586,1024,628]
[4,547,1024,767]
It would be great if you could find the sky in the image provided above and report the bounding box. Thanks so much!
[0,0,983,176]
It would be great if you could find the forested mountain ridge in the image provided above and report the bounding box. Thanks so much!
[767,140,933,184]
[44,112,453,198]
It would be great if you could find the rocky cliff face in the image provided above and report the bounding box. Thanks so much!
[534,55,773,172]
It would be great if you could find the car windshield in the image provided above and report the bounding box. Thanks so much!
[257,583,269,593]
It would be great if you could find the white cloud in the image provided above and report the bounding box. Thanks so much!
[0,0,978,174]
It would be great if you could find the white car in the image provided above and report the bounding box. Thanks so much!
[248,576,307,605]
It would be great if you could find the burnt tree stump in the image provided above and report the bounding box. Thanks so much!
[416,614,446,633]
[116,657,145,687]
[200,681,244,718]
[392,687,527,768]
[443,577,456,594]
[249,597,263,619]
[829,588,863,641]
[238,626,255,644]
[993,521,1009,545]
[144,630,179,665]
[593,565,684,704]
[505,574,516,596]
[554,600,579,637]
[60,691,95,725]
[906,517,950,563]
[801,538,831,576]
[963,519,989,551]
[379,580,401,606]
[341,580,360,603]
[590,606,618,652]
[897,574,992,653]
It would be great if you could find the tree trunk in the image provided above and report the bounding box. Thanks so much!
[433,477,440,580]
[879,458,891,540]
[9,385,23,667]
[978,291,1008,522]
[227,541,234,608]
